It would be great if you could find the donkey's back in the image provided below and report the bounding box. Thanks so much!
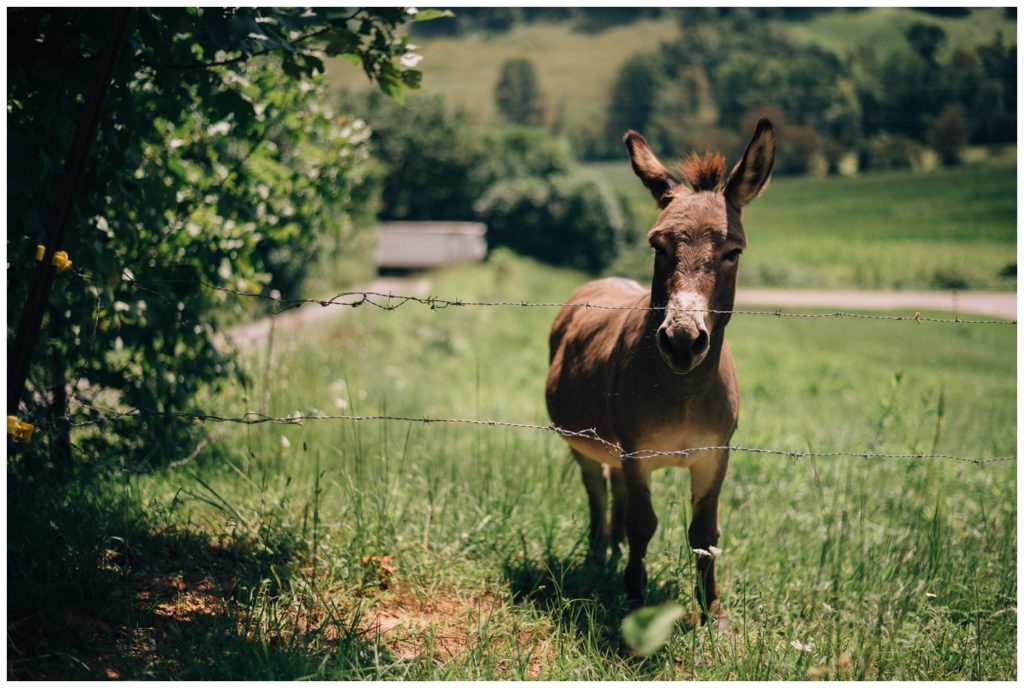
[545,277,649,464]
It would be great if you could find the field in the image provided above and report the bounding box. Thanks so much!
[785,7,1015,58]
[325,18,681,132]
[10,252,1016,680]
[594,158,1017,291]
[325,8,1015,135]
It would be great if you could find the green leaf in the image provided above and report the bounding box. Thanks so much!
[621,602,687,656]
[400,69,422,89]
[323,28,360,57]
[410,9,454,23]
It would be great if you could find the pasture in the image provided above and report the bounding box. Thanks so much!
[11,252,1015,680]
[598,157,1017,291]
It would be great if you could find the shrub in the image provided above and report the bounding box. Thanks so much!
[859,133,927,171]
[929,108,969,166]
[475,172,628,273]
[6,8,419,475]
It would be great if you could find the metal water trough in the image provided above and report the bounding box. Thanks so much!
[375,221,487,271]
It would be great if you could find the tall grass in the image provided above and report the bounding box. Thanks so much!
[13,253,1013,679]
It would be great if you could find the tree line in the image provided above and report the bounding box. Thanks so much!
[490,9,1016,172]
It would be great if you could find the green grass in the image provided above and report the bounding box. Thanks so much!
[785,7,1015,59]
[10,253,1015,679]
[593,159,1017,291]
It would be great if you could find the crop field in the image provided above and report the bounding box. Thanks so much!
[11,252,1015,680]
[596,158,1017,291]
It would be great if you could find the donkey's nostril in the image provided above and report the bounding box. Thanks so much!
[691,330,709,356]
[657,327,673,354]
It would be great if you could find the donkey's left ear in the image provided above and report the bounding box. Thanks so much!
[725,118,775,209]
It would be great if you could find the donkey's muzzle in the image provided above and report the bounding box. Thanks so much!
[656,323,710,374]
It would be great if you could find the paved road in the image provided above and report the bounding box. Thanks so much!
[736,289,1016,320]
[224,281,1015,350]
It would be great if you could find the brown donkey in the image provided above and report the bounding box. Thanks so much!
[545,119,775,622]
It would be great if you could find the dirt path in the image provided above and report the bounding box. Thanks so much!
[224,280,1015,349]
[736,288,1016,320]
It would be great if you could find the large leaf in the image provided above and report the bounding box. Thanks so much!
[621,602,687,656]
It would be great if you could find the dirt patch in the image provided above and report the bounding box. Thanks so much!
[358,588,551,676]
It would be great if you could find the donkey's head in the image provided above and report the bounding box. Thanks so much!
[624,119,775,374]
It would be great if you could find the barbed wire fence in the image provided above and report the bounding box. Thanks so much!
[40,267,1017,469]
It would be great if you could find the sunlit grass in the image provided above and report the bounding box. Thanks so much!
[19,253,1007,679]
[594,159,1017,291]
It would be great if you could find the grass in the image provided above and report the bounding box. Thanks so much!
[785,7,1015,59]
[9,252,1015,679]
[593,158,1017,291]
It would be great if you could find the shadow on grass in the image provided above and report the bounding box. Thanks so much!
[501,545,695,667]
[6,477,385,680]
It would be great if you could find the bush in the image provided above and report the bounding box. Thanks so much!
[929,108,969,166]
[6,8,419,475]
[475,172,628,273]
[859,133,927,171]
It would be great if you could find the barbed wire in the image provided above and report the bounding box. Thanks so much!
[68,401,1014,466]
[69,270,1015,326]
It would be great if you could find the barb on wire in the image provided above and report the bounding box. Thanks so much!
[68,401,1015,466]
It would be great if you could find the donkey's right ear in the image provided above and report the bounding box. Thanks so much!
[624,131,681,209]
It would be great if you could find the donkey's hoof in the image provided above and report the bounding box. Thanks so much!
[624,565,647,607]
[705,603,731,633]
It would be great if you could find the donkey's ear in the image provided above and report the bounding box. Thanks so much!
[624,130,681,209]
[725,118,776,209]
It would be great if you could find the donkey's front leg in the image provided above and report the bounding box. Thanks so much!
[688,450,729,625]
[622,458,657,606]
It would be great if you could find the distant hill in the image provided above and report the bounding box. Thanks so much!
[324,7,1015,136]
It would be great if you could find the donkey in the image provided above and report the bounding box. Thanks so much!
[545,119,775,623]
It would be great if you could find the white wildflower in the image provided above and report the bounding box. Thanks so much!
[791,639,815,653]
[400,51,423,68]
[692,548,712,558]
[280,435,291,449]
[708,545,722,557]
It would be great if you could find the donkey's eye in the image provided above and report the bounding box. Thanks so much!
[722,248,743,263]
[652,245,668,259]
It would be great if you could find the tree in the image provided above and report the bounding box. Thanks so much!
[494,58,546,126]
[7,7,429,474]
[905,22,947,65]
[605,53,664,144]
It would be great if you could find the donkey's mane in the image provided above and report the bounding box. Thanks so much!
[676,151,726,192]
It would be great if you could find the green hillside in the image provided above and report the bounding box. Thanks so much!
[324,8,1016,135]
[326,18,681,132]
